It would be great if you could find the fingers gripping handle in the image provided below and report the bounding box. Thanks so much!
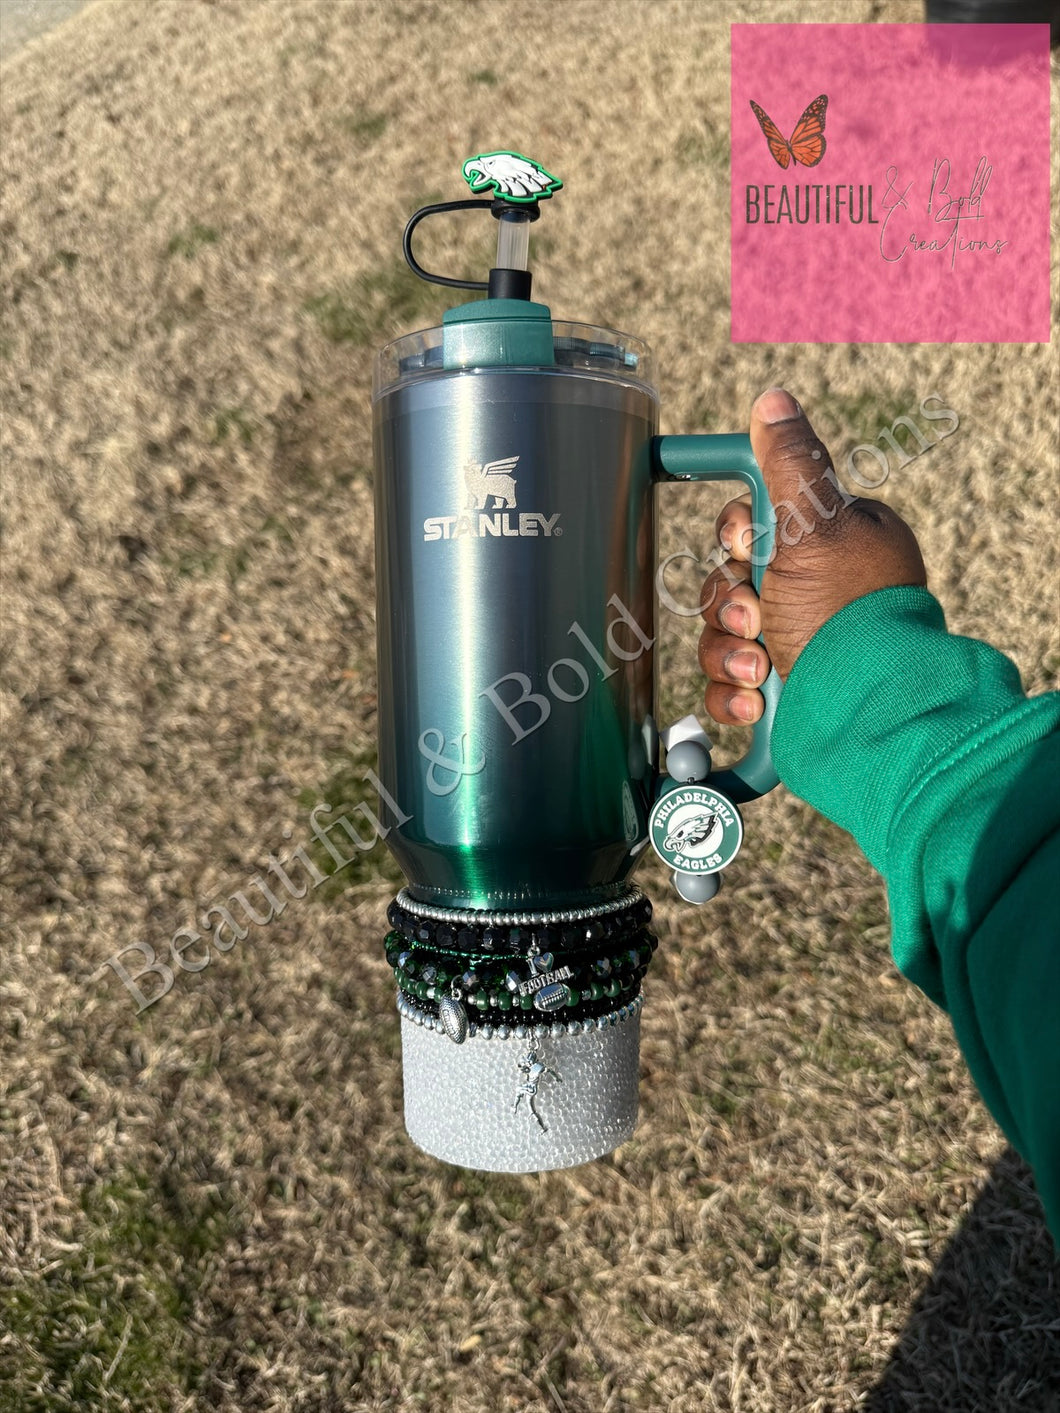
[652,433,781,803]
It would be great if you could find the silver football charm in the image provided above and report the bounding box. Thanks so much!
[439,994,469,1044]
[533,982,573,1012]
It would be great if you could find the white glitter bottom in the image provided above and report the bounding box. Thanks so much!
[400,1011,641,1172]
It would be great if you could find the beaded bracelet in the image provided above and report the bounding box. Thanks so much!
[398,990,644,1041]
[384,890,656,1044]
[393,951,646,1013]
[385,928,657,1010]
[385,891,652,957]
[392,885,650,928]
[398,972,643,1042]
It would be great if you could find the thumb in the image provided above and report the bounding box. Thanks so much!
[749,387,850,530]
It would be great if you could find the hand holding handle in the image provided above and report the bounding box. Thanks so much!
[652,433,781,803]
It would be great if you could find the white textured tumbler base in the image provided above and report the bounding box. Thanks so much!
[400,1011,641,1172]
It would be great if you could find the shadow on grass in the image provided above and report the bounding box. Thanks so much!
[865,1148,1060,1412]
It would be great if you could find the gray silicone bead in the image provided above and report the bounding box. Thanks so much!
[672,869,722,904]
[665,739,712,783]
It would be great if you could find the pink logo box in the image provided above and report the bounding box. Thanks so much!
[730,23,1050,343]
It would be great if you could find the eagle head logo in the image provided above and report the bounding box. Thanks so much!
[462,151,563,204]
[663,812,720,855]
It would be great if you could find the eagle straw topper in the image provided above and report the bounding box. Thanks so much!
[462,151,562,203]
[371,152,782,1174]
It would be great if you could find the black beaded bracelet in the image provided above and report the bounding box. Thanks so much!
[385,892,652,957]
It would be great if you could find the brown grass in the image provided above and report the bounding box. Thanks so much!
[2,2,1058,1410]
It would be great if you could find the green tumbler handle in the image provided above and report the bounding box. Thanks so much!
[653,433,781,803]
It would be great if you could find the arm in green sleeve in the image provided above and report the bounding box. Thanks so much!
[771,585,1060,1236]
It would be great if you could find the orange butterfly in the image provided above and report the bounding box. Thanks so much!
[749,94,828,169]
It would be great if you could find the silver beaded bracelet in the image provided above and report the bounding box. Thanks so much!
[395,885,647,929]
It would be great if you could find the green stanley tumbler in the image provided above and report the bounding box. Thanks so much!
[372,154,781,1171]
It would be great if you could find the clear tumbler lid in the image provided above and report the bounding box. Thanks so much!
[373,321,656,401]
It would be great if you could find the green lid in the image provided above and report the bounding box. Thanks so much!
[442,297,555,369]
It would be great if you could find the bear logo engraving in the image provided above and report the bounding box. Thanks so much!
[464,456,519,511]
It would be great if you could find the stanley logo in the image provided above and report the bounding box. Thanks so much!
[423,456,563,542]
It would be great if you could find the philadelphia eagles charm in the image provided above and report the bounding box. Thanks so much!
[649,783,743,876]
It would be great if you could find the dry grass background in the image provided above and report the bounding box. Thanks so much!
[1,1,1058,1409]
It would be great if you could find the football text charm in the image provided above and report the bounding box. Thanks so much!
[372,156,781,1173]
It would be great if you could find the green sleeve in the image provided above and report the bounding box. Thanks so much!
[771,585,1060,1236]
